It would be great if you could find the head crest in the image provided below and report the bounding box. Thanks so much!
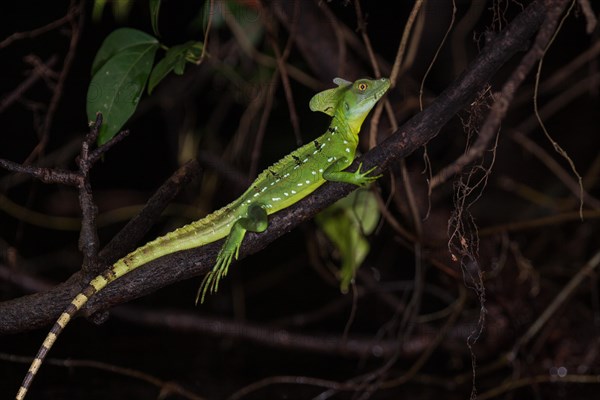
[309,77,352,116]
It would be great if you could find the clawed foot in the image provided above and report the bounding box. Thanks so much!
[196,247,236,304]
[353,163,382,186]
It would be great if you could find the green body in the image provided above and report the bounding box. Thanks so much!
[16,77,390,400]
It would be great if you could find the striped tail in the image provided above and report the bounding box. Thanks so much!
[16,203,237,399]
[16,262,127,400]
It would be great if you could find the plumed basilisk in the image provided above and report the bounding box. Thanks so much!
[16,77,390,399]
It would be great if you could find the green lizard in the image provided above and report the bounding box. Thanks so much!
[16,76,390,400]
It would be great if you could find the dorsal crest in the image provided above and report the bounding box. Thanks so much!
[309,77,352,116]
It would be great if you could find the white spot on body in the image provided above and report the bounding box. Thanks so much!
[297,183,303,187]
[327,157,335,162]
[284,192,289,196]
[345,148,351,153]
[305,180,310,184]
[311,171,316,175]
[319,168,324,173]
[303,158,308,163]
[291,190,297,194]
[272,197,281,201]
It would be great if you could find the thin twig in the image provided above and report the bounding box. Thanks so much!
[418,0,457,111]
[0,8,78,49]
[88,129,131,165]
[264,2,302,146]
[353,0,381,78]
[389,0,425,86]
[382,285,467,388]
[429,0,571,189]
[577,0,598,33]
[478,209,600,235]
[532,0,584,217]
[0,352,206,400]
[0,56,58,114]
[228,375,356,400]
[25,0,85,162]
[114,305,430,360]
[510,250,600,357]
[197,0,213,64]
[511,131,600,209]
[478,373,600,400]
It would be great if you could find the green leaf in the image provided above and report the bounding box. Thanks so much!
[91,28,158,76]
[147,41,203,94]
[149,0,161,36]
[87,41,159,144]
[315,189,380,293]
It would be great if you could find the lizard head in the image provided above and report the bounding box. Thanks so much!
[310,77,390,134]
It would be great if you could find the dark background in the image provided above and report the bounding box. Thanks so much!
[1,1,599,399]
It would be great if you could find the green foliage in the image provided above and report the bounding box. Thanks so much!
[149,0,161,36]
[148,41,203,94]
[86,8,204,144]
[315,189,380,293]
[87,28,159,144]
[90,28,158,76]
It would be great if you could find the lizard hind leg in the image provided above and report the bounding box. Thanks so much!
[197,204,268,304]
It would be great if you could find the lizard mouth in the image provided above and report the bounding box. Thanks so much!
[374,79,391,100]
[361,79,390,106]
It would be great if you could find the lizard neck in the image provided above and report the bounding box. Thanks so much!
[329,114,360,144]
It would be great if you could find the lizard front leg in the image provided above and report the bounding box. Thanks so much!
[197,203,268,303]
[323,157,382,187]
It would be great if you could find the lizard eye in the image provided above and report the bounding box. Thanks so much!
[357,82,368,92]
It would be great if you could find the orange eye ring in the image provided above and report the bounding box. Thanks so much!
[357,82,368,91]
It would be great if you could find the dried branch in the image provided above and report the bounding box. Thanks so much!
[0,56,59,114]
[25,0,85,162]
[429,0,572,190]
[510,250,600,357]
